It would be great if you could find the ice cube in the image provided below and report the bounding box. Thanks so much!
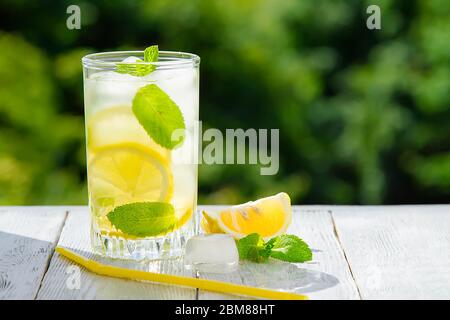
[145,68,198,125]
[88,70,141,82]
[184,234,239,273]
[121,56,142,63]
[85,71,146,112]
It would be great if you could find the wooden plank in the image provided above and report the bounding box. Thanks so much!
[198,207,360,300]
[332,205,450,300]
[37,207,196,300]
[0,206,67,299]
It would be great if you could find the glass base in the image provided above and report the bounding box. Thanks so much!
[91,219,196,261]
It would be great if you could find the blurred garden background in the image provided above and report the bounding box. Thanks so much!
[0,0,448,205]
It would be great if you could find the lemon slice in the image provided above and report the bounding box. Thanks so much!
[201,193,292,240]
[87,106,169,161]
[88,142,173,217]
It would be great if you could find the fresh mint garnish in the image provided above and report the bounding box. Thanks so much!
[269,234,312,262]
[107,202,176,237]
[132,84,185,149]
[116,59,153,77]
[144,45,159,63]
[116,45,159,76]
[236,233,271,262]
[237,233,312,263]
[116,45,186,149]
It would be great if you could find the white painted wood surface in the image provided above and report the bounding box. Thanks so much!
[197,207,360,300]
[0,207,67,299]
[332,206,450,300]
[37,207,196,300]
[0,205,449,299]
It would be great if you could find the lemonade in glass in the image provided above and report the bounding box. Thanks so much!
[82,47,199,260]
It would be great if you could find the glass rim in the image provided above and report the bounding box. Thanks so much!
[82,50,200,70]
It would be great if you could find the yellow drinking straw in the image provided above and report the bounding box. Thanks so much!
[56,246,307,300]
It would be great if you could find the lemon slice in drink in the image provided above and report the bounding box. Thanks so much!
[88,142,173,216]
[87,106,169,161]
[201,193,292,240]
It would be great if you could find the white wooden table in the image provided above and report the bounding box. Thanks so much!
[0,205,449,300]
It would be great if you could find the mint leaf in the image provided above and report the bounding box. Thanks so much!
[107,202,176,237]
[116,59,155,77]
[237,233,271,262]
[132,84,185,149]
[144,45,159,62]
[237,233,313,263]
[116,45,159,76]
[269,235,312,263]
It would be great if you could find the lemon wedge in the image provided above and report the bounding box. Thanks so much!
[201,192,292,240]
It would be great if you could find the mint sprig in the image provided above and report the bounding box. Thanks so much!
[116,45,159,76]
[237,233,312,263]
[144,45,159,63]
[116,45,186,149]
[132,84,185,149]
[107,202,176,237]
[236,233,271,263]
[268,235,313,262]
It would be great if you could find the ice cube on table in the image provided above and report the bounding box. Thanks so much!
[184,234,239,273]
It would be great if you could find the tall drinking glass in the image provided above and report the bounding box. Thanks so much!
[82,51,199,260]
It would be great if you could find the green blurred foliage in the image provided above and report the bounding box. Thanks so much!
[0,0,448,205]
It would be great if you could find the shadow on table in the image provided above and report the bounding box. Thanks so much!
[231,260,339,294]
